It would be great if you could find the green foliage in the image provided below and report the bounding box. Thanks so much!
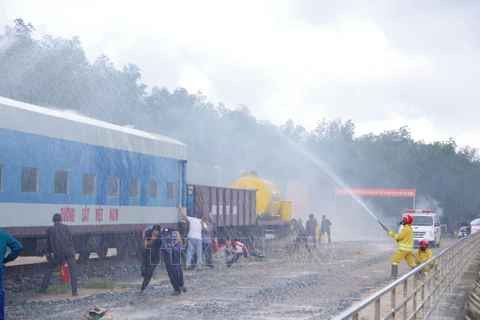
[84,277,115,289]
[46,282,71,294]
[116,283,137,289]
[2,18,480,231]
[83,277,135,289]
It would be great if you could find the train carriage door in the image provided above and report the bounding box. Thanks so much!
[178,160,187,207]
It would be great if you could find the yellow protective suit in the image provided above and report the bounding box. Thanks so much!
[414,248,435,271]
[315,225,321,242]
[387,224,416,267]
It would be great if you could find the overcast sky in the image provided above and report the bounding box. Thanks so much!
[1,0,479,147]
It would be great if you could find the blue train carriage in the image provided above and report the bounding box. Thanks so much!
[0,96,187,261]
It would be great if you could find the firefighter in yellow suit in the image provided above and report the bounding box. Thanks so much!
[414,239,433,270]
[413,238,437,279]
[385,214,416,279]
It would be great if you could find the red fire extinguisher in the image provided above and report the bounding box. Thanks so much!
[213,236,219,252]
[61,260,70,282]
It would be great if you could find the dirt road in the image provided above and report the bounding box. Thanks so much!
[5,238,457,320]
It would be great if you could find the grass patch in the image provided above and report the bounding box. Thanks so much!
[83,277,137,290]
[47,282,71,294]
[85,277,115,289]
[46,278,135,293]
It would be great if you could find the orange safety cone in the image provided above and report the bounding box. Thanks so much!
[61,260,70,282]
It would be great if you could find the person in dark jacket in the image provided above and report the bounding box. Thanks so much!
[291,219,307,252]
[140,224,162,294]
[40,213,78,296]
[161,227,186,295]
[305,214,318,247]
[320,214,332,243]
[1,230,23,320]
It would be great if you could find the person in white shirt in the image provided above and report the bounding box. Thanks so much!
[178,205,208,271]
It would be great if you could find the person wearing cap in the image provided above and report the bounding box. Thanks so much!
[161,227,186,295]
[140,224,162,294]
[40,213,78,296]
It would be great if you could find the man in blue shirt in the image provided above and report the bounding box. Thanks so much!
[142,225,163,241]
[1,230,23,320]
[161,227,186,296]
[140,224,162,294]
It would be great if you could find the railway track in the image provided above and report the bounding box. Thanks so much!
[4,256,137,280]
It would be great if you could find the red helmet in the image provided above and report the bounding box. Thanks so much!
[403,214,413,224]
[419,239,429,247]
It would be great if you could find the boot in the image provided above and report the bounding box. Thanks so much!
[415,270,423,280]
[389,265,398,280]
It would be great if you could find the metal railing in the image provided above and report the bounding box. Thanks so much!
[332,233,480,320]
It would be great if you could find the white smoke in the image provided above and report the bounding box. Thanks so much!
[415,196,443,217]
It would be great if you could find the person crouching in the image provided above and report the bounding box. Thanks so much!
[219,235,250,268]
[414,239,435,278]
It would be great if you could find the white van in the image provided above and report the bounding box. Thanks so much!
[403,209,441,247]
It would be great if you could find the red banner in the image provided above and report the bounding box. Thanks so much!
[335,188,415,198]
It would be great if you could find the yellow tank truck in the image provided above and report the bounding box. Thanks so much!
[230,169,292,238]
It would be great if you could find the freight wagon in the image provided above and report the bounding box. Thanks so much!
[187,180,292,240]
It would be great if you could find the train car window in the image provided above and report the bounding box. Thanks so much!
[130,178,140,198]
[21,167,39,193]
[0,164,3,192]
[167,182,174,200]
[54,171,70,195]
[82,174,96,196]
[108,176,120,197]
[149,180,158,199]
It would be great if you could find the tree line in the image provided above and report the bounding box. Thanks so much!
[1,18,479,231]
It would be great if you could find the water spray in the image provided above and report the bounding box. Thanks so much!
[270,126,388,230]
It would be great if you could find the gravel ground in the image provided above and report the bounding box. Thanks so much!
[4,239,456,320]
